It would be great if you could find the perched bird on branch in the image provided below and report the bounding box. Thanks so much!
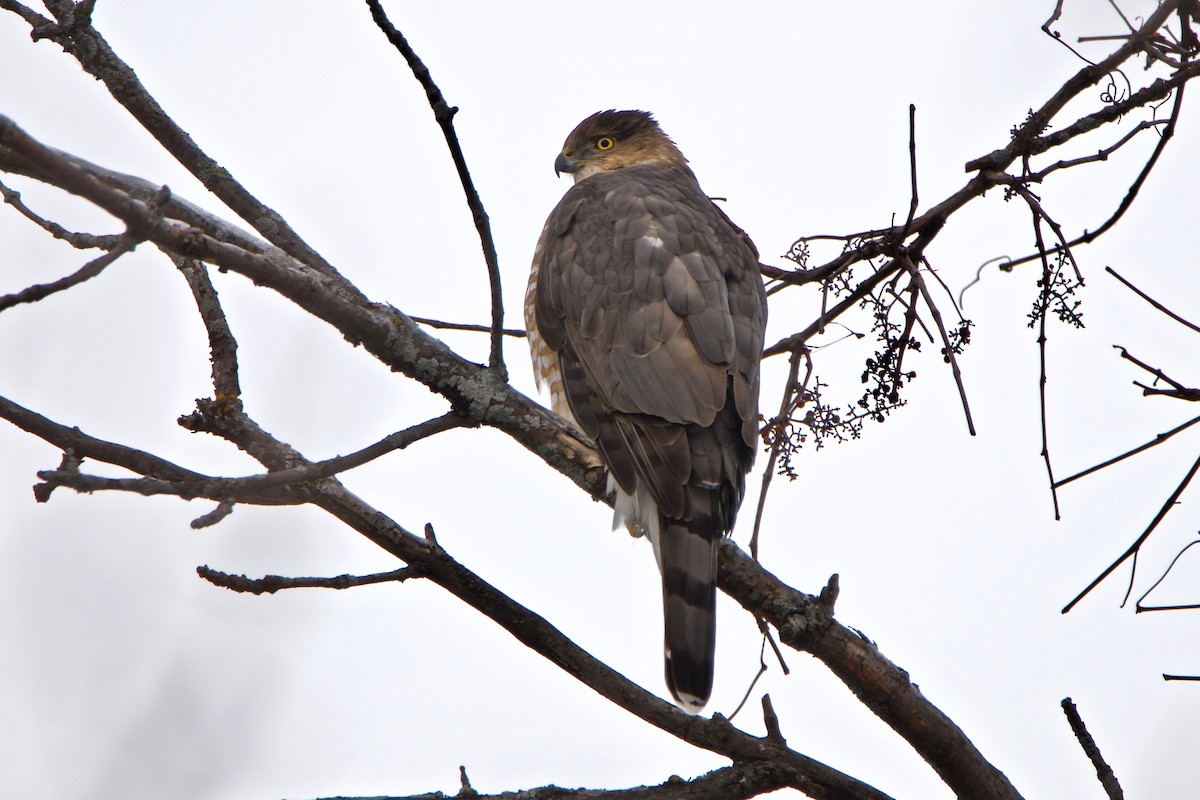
[526,110,767,711]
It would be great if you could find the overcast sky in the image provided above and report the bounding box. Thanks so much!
[2,1,1199,798]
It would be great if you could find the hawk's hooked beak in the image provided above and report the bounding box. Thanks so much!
[554,150,580,177]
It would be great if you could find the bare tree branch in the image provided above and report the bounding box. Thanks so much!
[1054,414,1200,488]
[311,762,805,800]
[197,565,419,595]
[718,544,1023,800]
[0,113,608,501]
[0,234,137,311]
[26,0,348,282]
[1135,539,1200,611]
[0,175,125,249]
[412,315,529,338]
[366,0,507,379]
[996,75,1189,271]
[1116,346,1200,400]
[1106,266,1200,334]
[0,390,469,506]
[1061,698,1124,800]
[1063,450,1200,613]
[173,255,242,399]
[913,260,975,435]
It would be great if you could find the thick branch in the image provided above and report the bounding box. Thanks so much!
[718,544,1022,800]
[0,114,607,501]
[303,481,895,800]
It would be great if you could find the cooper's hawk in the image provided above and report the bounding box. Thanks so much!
[526,110,767,711]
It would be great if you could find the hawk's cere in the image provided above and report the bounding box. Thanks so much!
[525,110,768,711]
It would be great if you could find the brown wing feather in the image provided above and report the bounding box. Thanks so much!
[536,164,762,432]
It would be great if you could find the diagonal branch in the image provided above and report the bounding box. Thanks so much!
[412,315,528,338]
[24,1,347,283]
[0,234,137,312]
[997,72,1189,271]
[718,543,1023,800]
[1062,449,1200,613]
[170,394,903,800]
[1054,413,1200,488]
[0,175,125,249]
[0,394,205,488]
[1061,698,1124,800]
[307,487,897,800]
[1106,266,1200,334]
[913,262,975,435]
[1,391,469,506]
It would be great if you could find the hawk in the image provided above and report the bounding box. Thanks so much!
[526,110,767,711]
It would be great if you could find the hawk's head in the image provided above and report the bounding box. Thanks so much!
[555,110,688,183]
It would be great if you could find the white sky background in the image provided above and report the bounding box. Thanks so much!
[1,1,1199,798]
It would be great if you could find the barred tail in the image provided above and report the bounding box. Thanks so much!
[660,519,719,712]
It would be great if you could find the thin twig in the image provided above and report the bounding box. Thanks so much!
[913,263,976,435]
[197,564,418,595]
[901,104,919,239]
[1023,119,1169,183]
[1001,77,1187,271]
[1042,0,1097,63]
[1055,414,1200,488]
[1135,539,1200,612]
[411,315,527,338]
[0,235,137,312]
[0,394,206,490]
[957,255,1012,308]
[1061,698,1124,800]
[1106,266,1200,334]
[366,0,507,379]
[1116,346,1198,399]
[1012,185,1083,283]
[0,176,126,249]
[1026,200,1062,520]
[1062,451,1200,613]
[11,398,469,505]
[750,347,806,559]
[727,635,770,723]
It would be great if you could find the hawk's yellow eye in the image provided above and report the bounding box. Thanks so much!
[596,136,615,151]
